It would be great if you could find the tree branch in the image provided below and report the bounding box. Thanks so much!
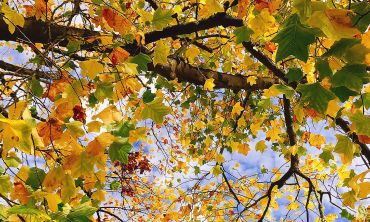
[0,60,59,80]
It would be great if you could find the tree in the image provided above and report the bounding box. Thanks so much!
[0,0,369,220]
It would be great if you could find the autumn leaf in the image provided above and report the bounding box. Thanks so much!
[141,97,171,124]
[334,135,359,165]
[1,4,25,34]
[102,8,131,35]
[272,14,318,61]
[296,83,336,114]
[204,78,215,91]
[153,40,169,66]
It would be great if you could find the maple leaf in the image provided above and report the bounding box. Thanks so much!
[102,8,131,35]
[272,14,318,62]
[296,83,336,114]
[109,47,130,65]
[334,135,359,165]
[204,78,215,91]
[141,97,171,124]
[153,40,169,66]
[152,8,173,30]
[1,4,25,34]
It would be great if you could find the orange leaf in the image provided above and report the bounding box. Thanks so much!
[238,0,249,18]
[13,182,29,204]
[102,8,131,35]
[359,135,370,144]
[109,47,130,65]
[37,118,63,146]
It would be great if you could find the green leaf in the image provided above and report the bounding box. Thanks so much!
[26,167,46,190]
[340,209,355,220]
[7,205,50,220]
[110,180,120,190]
[319,149,334,164]
[362,93,370,109]
[331,86,357,102]
[152,8,173,30]
[351,2,370,32]
[293,0,312,20]
[0,175,12,195]
[68,203,97,219]
[349,111,370,136]
[272,14,318,62]
[108,138,132,163]
[111,121,135,137]
[296,82,335,113]
[331,64,368,93]
[315,59,332,80]
[194,166,200,175]
[234,26,253,44]
[334,135,359,165]
[142,90,156,103]
[130,53,152,72]
[286,68,303,83]
[16,44,24,53]
[30,78,43,97]
[322,38,360,58]
[141,97,171,124]
[66,40,81,54]
[88,94,98,107]
[94,82,114,102]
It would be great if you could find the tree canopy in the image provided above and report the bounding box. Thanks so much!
[0,0,370,221]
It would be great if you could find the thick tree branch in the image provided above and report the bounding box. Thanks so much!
[149,59,277,91]
[145,12,242,44]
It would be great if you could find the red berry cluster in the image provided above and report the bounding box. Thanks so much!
[73,105,86,123]
[121,152,150,174]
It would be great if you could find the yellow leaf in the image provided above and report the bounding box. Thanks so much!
[1,4,25,34]
[214,154,224,164]
[231,102,244,116]
[326,99,340,117]
[204,78,215,91]
[249,9,277,39]
[308,9,360,40]
[153,40,169,66]
[46,193,62,212]
[287,202,300,211]
[91,190,106,202]
[128,127,147,144]
[255,140,267,152]
[86,121,103,133]
[342,191,357,208]
[357,182,370,198]
[237,143,250,155]
[42,167,64,192]
[200,0,223,17]
[79,60,104,79]
[289,145,298,155]
[8,101,27,120]
[185,46,200,63]
[308,134,326,149]
[247,76,257,86]
[211,165,222,177]
[65,121,84,138]
[93,105,123,124]
[0,116,35,155]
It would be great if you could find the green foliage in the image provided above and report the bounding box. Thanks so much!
[272,14,318,61]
